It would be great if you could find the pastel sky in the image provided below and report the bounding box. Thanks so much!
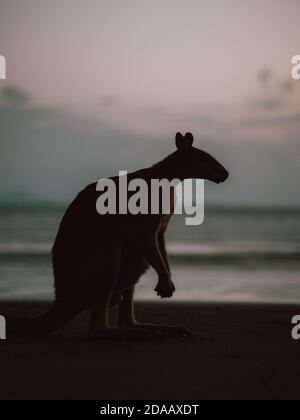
[0,0,299,204]
[1,1,299,107]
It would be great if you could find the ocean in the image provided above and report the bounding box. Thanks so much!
[0,205,300,303]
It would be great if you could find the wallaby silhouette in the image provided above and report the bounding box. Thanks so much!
[7,133,229,340]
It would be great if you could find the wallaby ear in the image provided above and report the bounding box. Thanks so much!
[175,132,185,150]
[176,132,194,150]
[185,132,194,147]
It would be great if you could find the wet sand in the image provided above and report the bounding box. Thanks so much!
[1,301,300,400]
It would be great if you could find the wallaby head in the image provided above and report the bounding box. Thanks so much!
[165,132,229,184]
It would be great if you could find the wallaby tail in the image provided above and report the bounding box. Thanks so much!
[6,302,81,337]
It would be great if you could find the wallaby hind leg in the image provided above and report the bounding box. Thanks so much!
[86,251,161,342]
[119,285,194,338]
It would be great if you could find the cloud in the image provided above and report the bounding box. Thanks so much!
[248,68,299,112]
[0,85,30,107]
[279,80,295,94]
[0,85,300,206]
[99,95,118,108]
[0,86,164,203]
[237,112,300,128]
[257,68,272,88]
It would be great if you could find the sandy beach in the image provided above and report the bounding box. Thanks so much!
[0,301,300,400]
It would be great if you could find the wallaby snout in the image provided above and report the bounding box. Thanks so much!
[213,164,229,184]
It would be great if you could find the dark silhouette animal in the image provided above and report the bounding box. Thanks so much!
[7,133,229,340]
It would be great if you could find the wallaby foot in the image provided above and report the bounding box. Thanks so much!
[87,327,162,342]
[127,322,195,338]
[119,285,193,338]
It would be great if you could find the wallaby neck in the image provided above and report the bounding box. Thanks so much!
[142,159,183,182]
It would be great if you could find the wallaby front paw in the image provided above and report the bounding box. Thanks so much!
[155,277,175,298]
